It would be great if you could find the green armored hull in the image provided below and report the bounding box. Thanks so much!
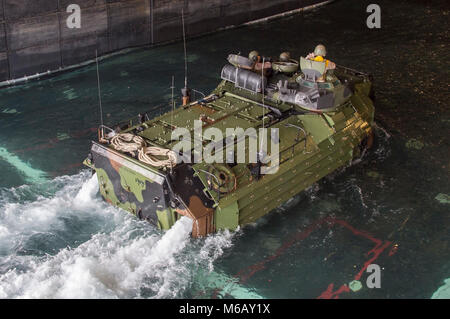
[84,49,375,237]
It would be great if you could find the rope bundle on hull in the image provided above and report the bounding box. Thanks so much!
[110,133,146,156]
[110,133,177,168]
[138,147,178,168]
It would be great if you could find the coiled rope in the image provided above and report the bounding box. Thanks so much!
[138,146,178,168]
[110,133,146,157]
[110,133,177,168]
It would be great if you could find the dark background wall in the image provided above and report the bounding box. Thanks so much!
[0,0,324,82]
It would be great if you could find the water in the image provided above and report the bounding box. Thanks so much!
[0,0,448,298]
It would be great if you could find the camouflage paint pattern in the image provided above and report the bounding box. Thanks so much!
[84,62,375,237]
[89,143,173,227]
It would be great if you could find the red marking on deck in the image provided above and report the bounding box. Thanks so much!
[227,217,392,299]
[317,240,392,299]
[318,283,350,299]
[388,245,398,256]
[235,219,320,284]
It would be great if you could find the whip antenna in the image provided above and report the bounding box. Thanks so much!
[171,76,175,130]
[182,8,187,89]
[181,9,191,105]
[95,50,104,139]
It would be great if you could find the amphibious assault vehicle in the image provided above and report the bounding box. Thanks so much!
[84,49,375,237]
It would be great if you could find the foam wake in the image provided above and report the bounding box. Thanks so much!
[0,171,242,299]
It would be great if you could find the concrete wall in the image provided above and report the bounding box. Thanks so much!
[0,0,324,82]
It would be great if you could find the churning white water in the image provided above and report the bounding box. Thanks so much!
[0,171,238,298]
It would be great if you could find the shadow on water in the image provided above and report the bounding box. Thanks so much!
[0,0,448,298]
